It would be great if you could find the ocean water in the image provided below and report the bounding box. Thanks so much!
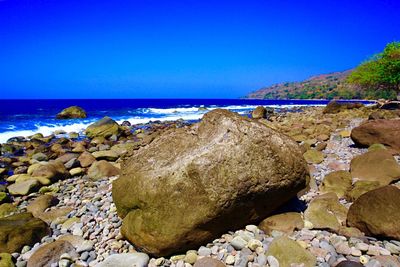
[0,99,372,143]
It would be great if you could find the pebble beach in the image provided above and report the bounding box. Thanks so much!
[1,102,400,267]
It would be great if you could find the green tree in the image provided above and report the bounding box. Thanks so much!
[347,42,400,99]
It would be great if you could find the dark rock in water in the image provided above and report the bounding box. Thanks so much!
[6,136,26,143]
[380,101,400,110]
[0,212,50,253]
[121,121,131,127]
[336,261,363,267]
[347,185,400,240]
[113,109,309,256]
[56,106,87,119]
[85,116,120,139]
[252,106,274,119]
[351,119,400,153]
[323,100,364,114]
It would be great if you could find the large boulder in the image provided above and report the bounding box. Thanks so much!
[113,109,309,256]
[0,213,49,253]
[85,117,120,139]
[347,185,400,240]
[56,106,86,119]
[350,149,400,185]
[351,119,400,153]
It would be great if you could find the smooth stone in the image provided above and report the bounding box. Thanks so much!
[303,149,325,164]
[258,212,304,235]
[198,247,211,257]
[0,204,16,218]
[7,179,38,196]
[193,257,226,267]
[0,253,15,267]
[350,150,400,185]
[266,236,316,267]
[336,261,363,267]
[304,193,347,232]
[27,240,77,267]
[347,186,400,240]
[230,236,247,250]
[94,253,149,267]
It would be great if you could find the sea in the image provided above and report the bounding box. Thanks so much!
[0,99,373,144]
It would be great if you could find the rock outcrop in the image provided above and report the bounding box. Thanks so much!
[113,109,309,256]
[56,106,87,119]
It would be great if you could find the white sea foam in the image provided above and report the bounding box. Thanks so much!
[0,103,328,144]
[0,122,92,144]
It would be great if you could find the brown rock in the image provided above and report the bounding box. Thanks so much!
[266,236,316,267]
[336,261,363,267]
[350,150,400,185]
[347,186,400,240]
[88,160,120,180]
[56,106,86,119]
[38,207,73,224]
[27,195,58,218]
[351,119,400,153]
[0,213,49,253]
[31,161,69,182]
[259,212,304,235]
[27,240,77,267]
[85,116,120,139]
[77,151,96,168]
[304,193,347,232]
[320,170,352,198]
[252,106,267,119]
[346,180,381,201]
[371,255,400,267]
[113,109,309,256]
[55,153,78,164]
[193,257,226,267]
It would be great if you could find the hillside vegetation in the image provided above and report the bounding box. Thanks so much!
[246,42,399,100]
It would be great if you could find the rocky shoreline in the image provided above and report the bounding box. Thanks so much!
[1,103,400,267]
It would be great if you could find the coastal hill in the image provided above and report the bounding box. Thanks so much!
[245,70,355,100]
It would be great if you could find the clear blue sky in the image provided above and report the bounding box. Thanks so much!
[1,0,399,99]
